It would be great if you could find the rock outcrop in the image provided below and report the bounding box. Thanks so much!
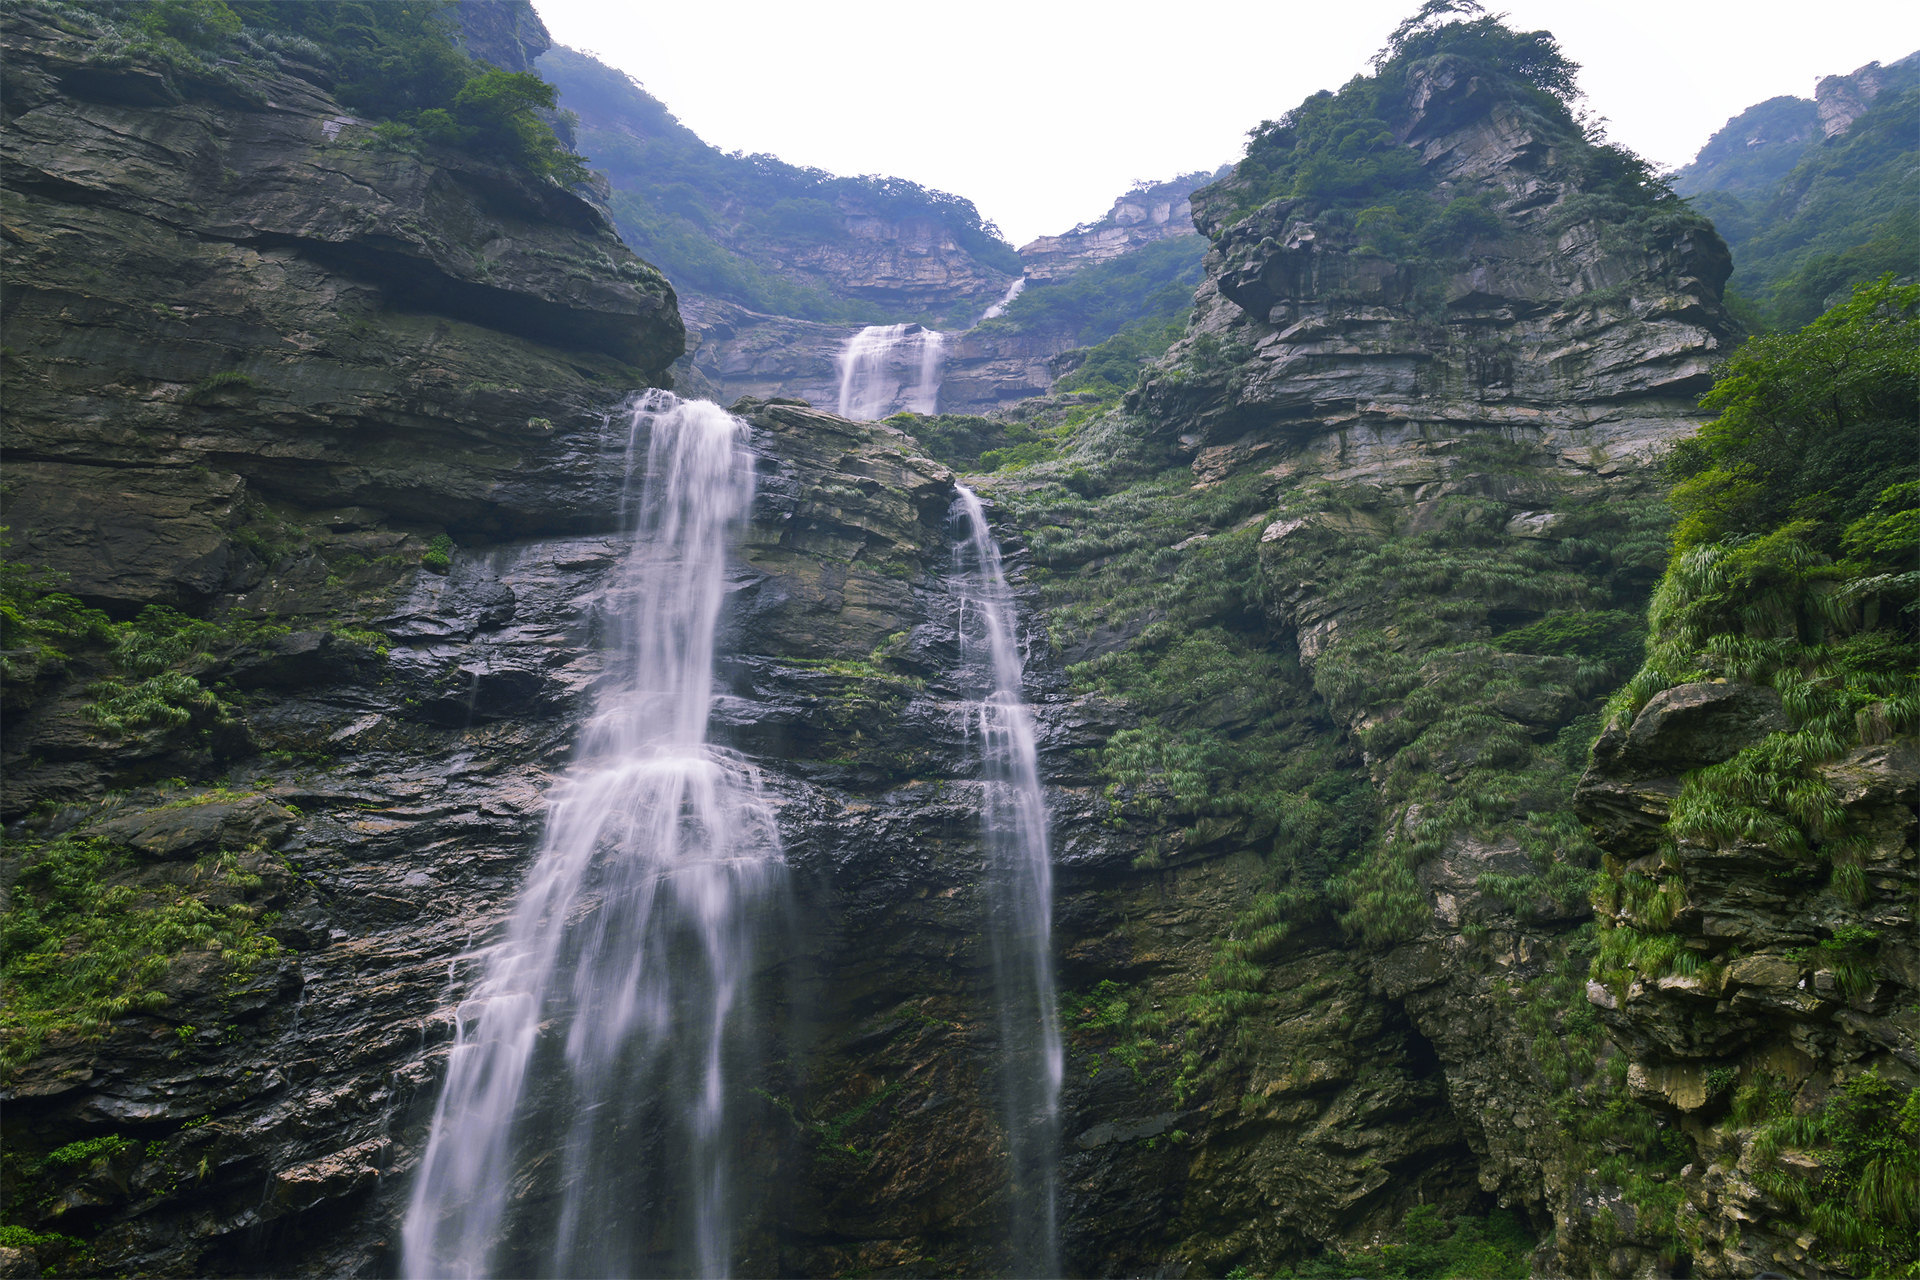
[1576,695,1918,1278]
[0,4,683,611]
[1020,169,1225,282]
[1138,68,1728,463]
[1814,52,1920,139]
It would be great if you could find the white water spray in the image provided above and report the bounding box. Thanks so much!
[401,391,780,1280]
[951,484,1062,1276]
[835,323,944,419]
[978,277,1026,323]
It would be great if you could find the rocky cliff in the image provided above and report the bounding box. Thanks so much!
[1577,690,1917,1278]
[1019,169,1225,283]
[7,6,1910,1280]
[0,3,683,615]
[904,18,1759,1275]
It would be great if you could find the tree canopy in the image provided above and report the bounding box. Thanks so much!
[1670,275,1920,553]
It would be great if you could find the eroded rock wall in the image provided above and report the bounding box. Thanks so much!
[0,5,683,613]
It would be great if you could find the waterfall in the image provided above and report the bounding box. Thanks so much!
[835,323,944,419]
[950,484,1062,1276]
[978,277,1026,322]
[401,391,780,1280]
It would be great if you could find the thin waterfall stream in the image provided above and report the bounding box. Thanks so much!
[401,391,779,1280]
[951,484,1063,1276]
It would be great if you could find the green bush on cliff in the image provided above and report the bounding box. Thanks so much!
[1601,280,1920,913]
[1216,0,1699,274]
[1588,280,1920,1269]
[1255,1203,1534,1278]
[0,545,114,688]
[1668,275,1920,553]
[412,69,587,183]
[1742,1071,1920,1277]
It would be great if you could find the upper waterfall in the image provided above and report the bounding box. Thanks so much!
[835,323,945,419]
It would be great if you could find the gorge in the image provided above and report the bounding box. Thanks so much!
[1,3,1915,1280]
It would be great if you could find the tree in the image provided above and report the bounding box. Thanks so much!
[1669,275,1920,552]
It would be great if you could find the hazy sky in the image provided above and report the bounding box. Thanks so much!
[533,1,1919,246]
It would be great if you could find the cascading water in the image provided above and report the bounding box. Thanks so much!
[951,485,1063,1276]
[978,276,1026,322]
[401,391,780,1280]
[835,323,944,419]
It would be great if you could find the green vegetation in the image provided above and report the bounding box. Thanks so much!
[422,532,454,575]
[979,236,1209,391]
[1216,0,1698,262]
[1583,278,1919,1271]
[1238,1205,1534,1278]
[1596,280,1919,960]
[1732,1071,1920,1278]
[0,546,114,695]
[961,386,1653,1125]
[184,370,258,402]
[0,1224,91,1274]
[34,0,581,182]
[1676,58,1918,329]
[538,48,1017,323]
[1667,275,1919,551]
[0,836,282,1069]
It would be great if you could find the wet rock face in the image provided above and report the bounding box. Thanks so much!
[0,6,683,608]
[2,392,1131,1278]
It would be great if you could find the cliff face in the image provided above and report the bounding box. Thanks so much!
[1019,169,1224,282]
[931,41,1749,1277]
[0,7,694,1270]
[1140,64,1727,459]
[1577,694,1917,1278]
[11,9,1903,1280]
[0,5,683,616]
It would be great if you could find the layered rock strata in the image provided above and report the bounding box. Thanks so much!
[0,4,683,612]
[1577,691,1918,1278]
[1019,169,1225,283]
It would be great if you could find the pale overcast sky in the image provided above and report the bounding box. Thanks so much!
[533,1,1919,246]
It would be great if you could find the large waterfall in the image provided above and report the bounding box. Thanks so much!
[951,485,1063,1276]
[835,323,944,419]
[401,392,781,1280]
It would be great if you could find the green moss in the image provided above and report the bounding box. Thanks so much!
[0,837,283,1071]
[41,1135,135,1170]
[1259,1203,1535,1278]
[184,369,257,402]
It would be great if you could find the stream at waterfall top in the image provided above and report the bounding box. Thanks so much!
[978,277,1027,323]
[836,324,945,419]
